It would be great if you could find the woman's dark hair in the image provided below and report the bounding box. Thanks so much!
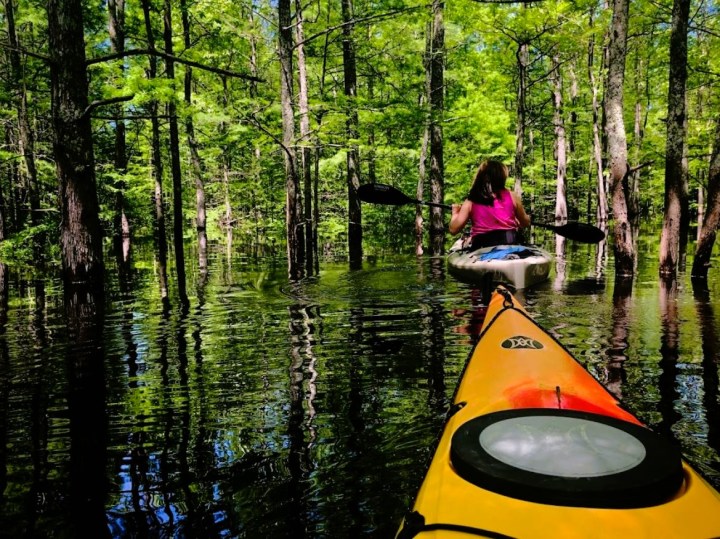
[467,160,509,205]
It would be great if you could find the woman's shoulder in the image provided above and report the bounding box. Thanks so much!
[500,188,515,201]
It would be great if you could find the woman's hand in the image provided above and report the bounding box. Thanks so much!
[449,200,471,235]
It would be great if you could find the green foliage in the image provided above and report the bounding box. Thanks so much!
[0,222,60,268]
[0,0,718,265]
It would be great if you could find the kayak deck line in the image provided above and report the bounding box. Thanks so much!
[397,510,516,539]
[397,286,720,538]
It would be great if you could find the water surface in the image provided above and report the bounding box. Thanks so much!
[1,239,719,537]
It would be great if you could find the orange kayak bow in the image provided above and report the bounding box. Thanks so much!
[397,287,720,538]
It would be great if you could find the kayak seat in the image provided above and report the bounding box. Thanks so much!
[450,408,684,509]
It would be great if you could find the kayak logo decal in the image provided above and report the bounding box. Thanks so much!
[501,336,544,349]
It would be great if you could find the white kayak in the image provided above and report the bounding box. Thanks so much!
[447,239,552,289]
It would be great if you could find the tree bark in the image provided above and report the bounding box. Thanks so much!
[629,48,646,222]
[552,54,567,223]
[659,0,690,278]
[691,117,720,280]
[107,0,130,248]
[5,0,40,236]
[164,0,188,306]
[141,0,170,310]
[588,20,607,224]
[416,25,432,257]
[605,0,634,276]
[514,40,528,195]
[428,0,445,256]
[278,0,304,279]
[48,0,105,294]
[342,0,362,267]
[295,0,315,275]
[181,0,207,277]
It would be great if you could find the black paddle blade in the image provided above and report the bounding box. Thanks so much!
[357,183,414,206]
[535,221,605,243]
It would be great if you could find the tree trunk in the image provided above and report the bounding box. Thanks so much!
[295,0,315,276]
[659,0,690,278]
[141,0,170,310]
[428,0,445,256]
[220,77,233,227]
[552,55,567,223]
[691,117,720,280]
[588,22,607,224]
[164,0,188,306]
[417,120,429,257]
[697,169,704,242]
[341,0,362,267]
[278,0,303,279]
[605,0,634,276]
[416,25,432,257]
[181,0,207,277]
[514,41,529,195]
[48,0,105,294]
[108,0,129,248]
[5,0,40,235]
[629,49,645,223]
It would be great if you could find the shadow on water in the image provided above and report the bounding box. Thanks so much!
[0,264,8,504]
[692,281,720,476]
[29,280,51,534]
[65,284,110,539]
[657,277,682,440]
[606,276,633,401]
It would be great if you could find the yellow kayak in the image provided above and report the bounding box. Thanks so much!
[397,287,720,538]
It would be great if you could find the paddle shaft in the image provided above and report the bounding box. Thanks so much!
[417,200,451,210]
[356,183,604,243]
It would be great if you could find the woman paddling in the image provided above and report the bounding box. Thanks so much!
[449,159,531,249]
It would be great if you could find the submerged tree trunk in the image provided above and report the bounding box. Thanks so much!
[141,0,170,310]
[108,0,129,249]
[428,0,445,256]
[552,55,567,223]
[588,11,608,224]
[5,0,40,239]
[181,0,207,277]
[278,0,303,279]
[416,26,432,257]
[342,0,362,267]
[691,117,720,280]
[164,0,188,307]
[588,22,607,224]
[629,47,647,223]
[295,0,315,276]
[48,0,104,295]
[605,0,634,277]
[659,0,690,278]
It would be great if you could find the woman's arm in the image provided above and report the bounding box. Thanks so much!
[511,191,531,228]
[449,199,472,235]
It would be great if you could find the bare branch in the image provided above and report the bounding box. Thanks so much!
[81,95,134,120]
[630,161,654,174]
[0,43,51,63]
[86,48,264,82]
[299,7,425,47]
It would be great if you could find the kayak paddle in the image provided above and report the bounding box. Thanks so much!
[357,182,451,209]
[531,221,605,244]
[356,182,605,243]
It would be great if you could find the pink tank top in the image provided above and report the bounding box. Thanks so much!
[470,189,517,235]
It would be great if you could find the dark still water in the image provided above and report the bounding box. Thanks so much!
[1,237,719,538]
